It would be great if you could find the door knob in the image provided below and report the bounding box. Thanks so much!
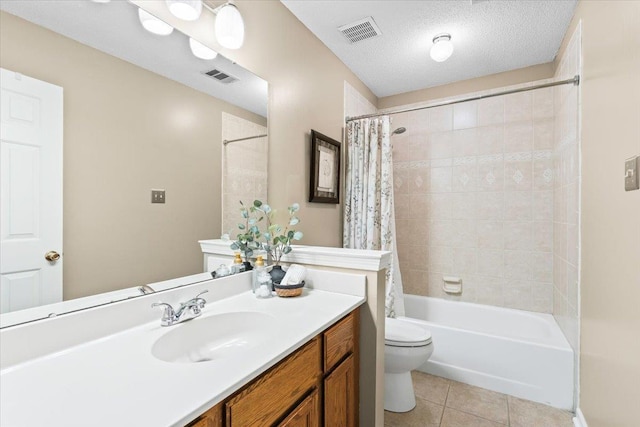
[45,251,61,262]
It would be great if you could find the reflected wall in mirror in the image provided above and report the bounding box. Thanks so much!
[0,0,268,326]
[222,113,268,237]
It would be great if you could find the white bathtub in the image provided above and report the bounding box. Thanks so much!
[400,294,574,410]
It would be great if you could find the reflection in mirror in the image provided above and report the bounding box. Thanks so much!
[0,0,268,327]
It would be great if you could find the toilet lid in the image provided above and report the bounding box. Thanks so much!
[385,318,432,347]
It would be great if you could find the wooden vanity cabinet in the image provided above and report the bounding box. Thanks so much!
[186,308,358,427]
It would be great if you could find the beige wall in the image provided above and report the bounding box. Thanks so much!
[559,2,640,425]
[131,0,378,250]
[378,63,554,110]
[0,11,266,299]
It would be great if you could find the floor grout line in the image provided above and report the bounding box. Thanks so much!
[440,382,451,426]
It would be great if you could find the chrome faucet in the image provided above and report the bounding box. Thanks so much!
[152,290,208,327]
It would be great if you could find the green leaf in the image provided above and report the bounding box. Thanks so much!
[250,225,259,234]
[289,217,299,226]
[230,242,239,250]
[237,224,246,230]
[287,230,294,239]
[241,209,249,219]
[253,200,263,208]
[263,232,271,240]
[283,246,292,254]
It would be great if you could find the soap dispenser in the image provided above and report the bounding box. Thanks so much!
[252,256,272,298]
[232,253,246,274]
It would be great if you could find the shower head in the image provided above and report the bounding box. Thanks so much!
[392,127,406,135]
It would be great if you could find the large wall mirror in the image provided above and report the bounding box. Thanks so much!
[0,0,268,327]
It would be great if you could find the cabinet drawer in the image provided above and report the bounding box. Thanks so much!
[323,312,355,373]
[225,337,321,426]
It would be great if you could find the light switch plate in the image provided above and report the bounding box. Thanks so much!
[625,156,639,191]
[151,189,166,203]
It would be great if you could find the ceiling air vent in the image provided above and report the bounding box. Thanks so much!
[338,17,382,44]
[203,68,239,84]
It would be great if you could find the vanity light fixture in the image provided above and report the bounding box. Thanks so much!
[214,2,245,49]
[189,38,218,60]
[138,9,174,36]
[166,0,202,21]
[430,33,454,62]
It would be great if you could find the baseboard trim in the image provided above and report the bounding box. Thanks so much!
[573,408,588,427]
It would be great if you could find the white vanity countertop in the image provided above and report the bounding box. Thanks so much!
[0,289,365,427]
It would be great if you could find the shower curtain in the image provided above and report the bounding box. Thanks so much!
[343,116,405,317]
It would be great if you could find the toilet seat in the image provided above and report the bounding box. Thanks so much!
[385,318,432,347]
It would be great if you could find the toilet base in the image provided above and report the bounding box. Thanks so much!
[384,371,416,413]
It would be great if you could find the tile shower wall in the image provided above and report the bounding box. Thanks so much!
[552,26,581,356]
[222,112,268,235]
[392,86,556,312]
[344,81,377,119]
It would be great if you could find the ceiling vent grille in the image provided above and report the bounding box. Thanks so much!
[338,17,381,44]
[203,68,239,84]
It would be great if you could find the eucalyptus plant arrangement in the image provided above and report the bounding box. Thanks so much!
[229,200,303,266]
[251,200,303,265]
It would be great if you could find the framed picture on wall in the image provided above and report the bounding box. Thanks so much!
[309,130,340,204]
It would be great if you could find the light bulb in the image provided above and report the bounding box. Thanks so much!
[189,38,218,60]
[215,3,244,49]
[165,0,202,21]
[430,34,453,63]
[138,9,174,36]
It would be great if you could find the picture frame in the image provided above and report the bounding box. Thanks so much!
[309,130,341,204]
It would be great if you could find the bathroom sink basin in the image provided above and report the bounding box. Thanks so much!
[151,311,276,363]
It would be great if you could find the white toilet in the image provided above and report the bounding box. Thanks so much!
[384,317,434,412]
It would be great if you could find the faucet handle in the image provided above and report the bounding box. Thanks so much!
[195,290,209,299]
[193,290,208,307]
[152,302,175,325]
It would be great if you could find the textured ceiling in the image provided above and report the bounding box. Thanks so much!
[281,0,577,98]
[0,0,268,117]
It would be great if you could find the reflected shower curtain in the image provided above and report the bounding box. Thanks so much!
[344,116,405,317]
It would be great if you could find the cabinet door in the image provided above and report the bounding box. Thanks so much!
[324,354,356,427]
[225,338,321,426]
[186,402,222,427]
[277,389,320,427]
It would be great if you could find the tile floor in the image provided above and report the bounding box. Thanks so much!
[384,371,574,427]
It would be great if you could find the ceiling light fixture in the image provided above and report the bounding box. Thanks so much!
[430,33,453,62]
[138,9,174,36]
[166,0,202,21]
[214,2,244,49]
[189,38,218,60]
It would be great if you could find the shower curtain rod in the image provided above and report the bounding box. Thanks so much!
[223,134,268,145]
[345,75,580,122]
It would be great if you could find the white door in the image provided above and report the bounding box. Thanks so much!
[0,68,63,314]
